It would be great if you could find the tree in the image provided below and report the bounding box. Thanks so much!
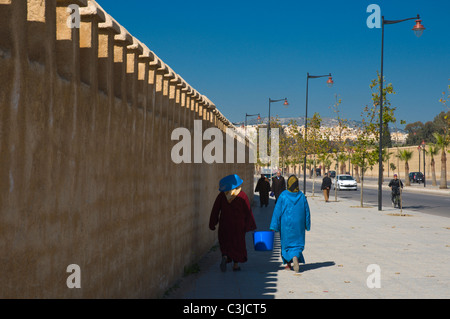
[350,152,361,183]
[305,113,327,196]
[275,118,291,175]
[353,101,379,207]
[405,121,425,145]
[349,73,397,207]
[369,72,397,149]
[381,149,393,181]
[337,153,348,174]
[366,73,398,187]
[438,81,450,136]
[404,112,450,146]
[283,119,305,176]
[306,158,314,178]
[432,112,450,135]
[397,150,413,186]
[267,116,296,175]
[438,81,450,157]
[352,145,378,207]
[382,123,393,148]
[330,95,349,201]
[433,132,448,189]
[427,144,439,186]
[389,163,396,176]
[318,152,331,175]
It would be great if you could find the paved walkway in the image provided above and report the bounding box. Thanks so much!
[165,190,450,299]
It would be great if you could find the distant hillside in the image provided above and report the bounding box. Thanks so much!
[239,116,406,133]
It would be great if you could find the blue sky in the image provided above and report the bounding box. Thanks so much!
[98,0,450,128]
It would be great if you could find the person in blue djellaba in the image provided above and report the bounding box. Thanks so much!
[269,175,311,273]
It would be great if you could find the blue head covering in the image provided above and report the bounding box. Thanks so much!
[219,174,243,192]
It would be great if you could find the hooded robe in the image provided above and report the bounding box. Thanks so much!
[209,190,257,263]
[270,177,311,264]
[271,175,286,201]
[255,175,271,206]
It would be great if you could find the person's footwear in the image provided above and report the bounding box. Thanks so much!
[220,256,227,272]
[284,263,291,270]
[293,256,300,273]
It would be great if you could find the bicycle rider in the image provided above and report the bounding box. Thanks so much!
[388,174,403,208]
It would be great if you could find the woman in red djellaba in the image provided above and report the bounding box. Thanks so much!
[209,174,257,272]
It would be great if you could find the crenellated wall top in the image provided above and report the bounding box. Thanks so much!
[98,13,120,35]
[56,0,233,128]
[79,0,105,22]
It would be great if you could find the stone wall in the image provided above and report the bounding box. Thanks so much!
[0,0,254,298]
[355,145,449,183]
[288,145,449,185]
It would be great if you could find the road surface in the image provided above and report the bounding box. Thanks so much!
[304,179,450,218]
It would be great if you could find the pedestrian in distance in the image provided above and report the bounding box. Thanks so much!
[271,170,286,204]
[321,172,332,202]
[388,173,404,208]
[255,174,271,207]
[270,175,311,273]
[209,174,257,272]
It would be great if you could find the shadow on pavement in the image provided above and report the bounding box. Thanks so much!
[165,195,282,299]
[300,261,335,272]
[166,193,337,299]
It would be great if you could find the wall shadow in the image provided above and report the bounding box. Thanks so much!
[169,194,281,299]
[233,194,282,298]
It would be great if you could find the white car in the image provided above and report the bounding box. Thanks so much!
[333,174,357,191]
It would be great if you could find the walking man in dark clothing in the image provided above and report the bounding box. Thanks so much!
[388,174,403,208]
[255,174,271,207]
[321,173,332,202]
[271,171,286,204]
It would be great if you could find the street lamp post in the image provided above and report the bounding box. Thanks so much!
[377,15,425,211]
[268,98,288,151]
[303,73,334,194]
[422,140,426,187]
[244,113,261,132]
[418,145,421,173]
[244,113,261,139]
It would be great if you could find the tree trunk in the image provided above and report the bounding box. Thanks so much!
[312,160,316,196]
[335,161,339,201]
[341,162,346,175]
[405,162,410,186]
[360,169,364,207]
[354,165,360,183]
[431,158,437,186]
[440,151,447,189]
